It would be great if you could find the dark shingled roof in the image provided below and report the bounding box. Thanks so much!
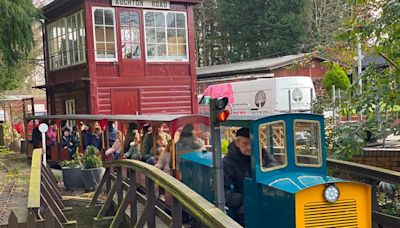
[197,53,326,79]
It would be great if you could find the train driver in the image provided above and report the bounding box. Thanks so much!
[223,127,251,225]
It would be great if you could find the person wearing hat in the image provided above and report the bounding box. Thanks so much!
[175,124,205,155]
[61,128,78,160]
[223,127,251,225]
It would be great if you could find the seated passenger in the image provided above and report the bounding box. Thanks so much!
[61,128,78,160]
[261,147,279,168]
[141,124,153,162]
[91,126,103,151]
[142,125,171,164]
[223,128,251,226]
[81,123,91,150]
[105,131,123,160]
[124,130,140,160]
[155,135,171,173]
[146,130,170,165]
[123,123,139,153]
[175,124,205,156]
[46,121,57,159]
[107,122,117,147]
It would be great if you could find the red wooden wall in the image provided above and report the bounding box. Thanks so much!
[44,0,199,115]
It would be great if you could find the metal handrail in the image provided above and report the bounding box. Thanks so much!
[27,149,42,209]
[327,158,400,227]
[104,159,241,228]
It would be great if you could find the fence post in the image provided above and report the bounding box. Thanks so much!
[337,89,341,125]
[310,88,314,113]
[288,90,292,113]
[332,85,336,126]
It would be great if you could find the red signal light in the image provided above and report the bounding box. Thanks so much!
[217,110,230,122]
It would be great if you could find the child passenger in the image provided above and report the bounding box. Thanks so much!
[155,134,171,173]
[61,128,78,160]
[105,131,123,160]
[124,130,140,160]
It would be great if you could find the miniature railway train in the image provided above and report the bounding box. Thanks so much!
[25,112,371,227]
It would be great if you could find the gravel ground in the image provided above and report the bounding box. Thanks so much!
[0,149,30,225]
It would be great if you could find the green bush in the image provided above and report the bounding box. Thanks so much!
[60,152,80,168]
[326,121,365,160]
[82,145,102,169]
[323,63,350,96]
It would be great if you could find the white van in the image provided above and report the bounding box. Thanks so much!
[199,76,315,115]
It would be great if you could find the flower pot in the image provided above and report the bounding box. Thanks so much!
[61,167,83,189]
[81,167,105,191]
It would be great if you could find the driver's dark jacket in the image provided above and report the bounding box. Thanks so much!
[223,142,251,209]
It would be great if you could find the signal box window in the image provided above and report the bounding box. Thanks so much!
[93,8,117,61]
[144,11,188,62]
[47,10,86,70]
[258,121,287,171]
[120,11,141,59]
[294,121,322,167]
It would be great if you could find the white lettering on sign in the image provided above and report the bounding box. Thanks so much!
[112,0,170,9]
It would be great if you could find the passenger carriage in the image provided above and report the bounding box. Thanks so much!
[180,113,372,227]
[25,114,210,176]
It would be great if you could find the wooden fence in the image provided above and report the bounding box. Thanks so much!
[2,149,76,228]
[89,159,241,228]
[328,158,400,228]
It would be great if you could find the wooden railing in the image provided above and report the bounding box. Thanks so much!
[26,149,76,227]
[327,158,400,228]
[89,159,241,228]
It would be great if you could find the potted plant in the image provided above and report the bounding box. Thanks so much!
[80,145,104,191]
[60,153,83,189]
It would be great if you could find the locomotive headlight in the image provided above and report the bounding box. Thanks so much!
[324,185,340,203]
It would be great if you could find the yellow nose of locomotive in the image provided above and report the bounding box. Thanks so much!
[295,182,371,228]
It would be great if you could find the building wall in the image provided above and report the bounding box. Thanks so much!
[49,83,89,115]
[351,148,400,172]
[85,0,198,115]
[273,60,327,96]
[198,59,327,97]
[44,0,199,115]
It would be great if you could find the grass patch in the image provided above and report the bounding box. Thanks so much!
[0,150,31,185]
[54,172,62,182]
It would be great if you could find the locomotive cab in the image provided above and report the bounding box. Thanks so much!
[180,113,371,227]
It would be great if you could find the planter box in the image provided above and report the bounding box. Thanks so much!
[81,167,105,191]
[62,167,83,189]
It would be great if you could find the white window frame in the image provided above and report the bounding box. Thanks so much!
[92,7,118,62]
[119,10,141,60]
[143,10,189,63]
[65,99,76,128]
[47,10,86,71]
[65,99,76,115]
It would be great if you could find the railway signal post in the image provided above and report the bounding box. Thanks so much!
[210,97,229,211]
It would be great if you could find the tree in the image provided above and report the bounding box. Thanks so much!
[194,0,229,67]
[344,0,400,135]
[303,0,350,51]
[217,0,307,63]
[322,63,350,95]
[0,0,40,90]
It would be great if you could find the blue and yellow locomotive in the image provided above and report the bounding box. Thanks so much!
[180,113,371,227]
